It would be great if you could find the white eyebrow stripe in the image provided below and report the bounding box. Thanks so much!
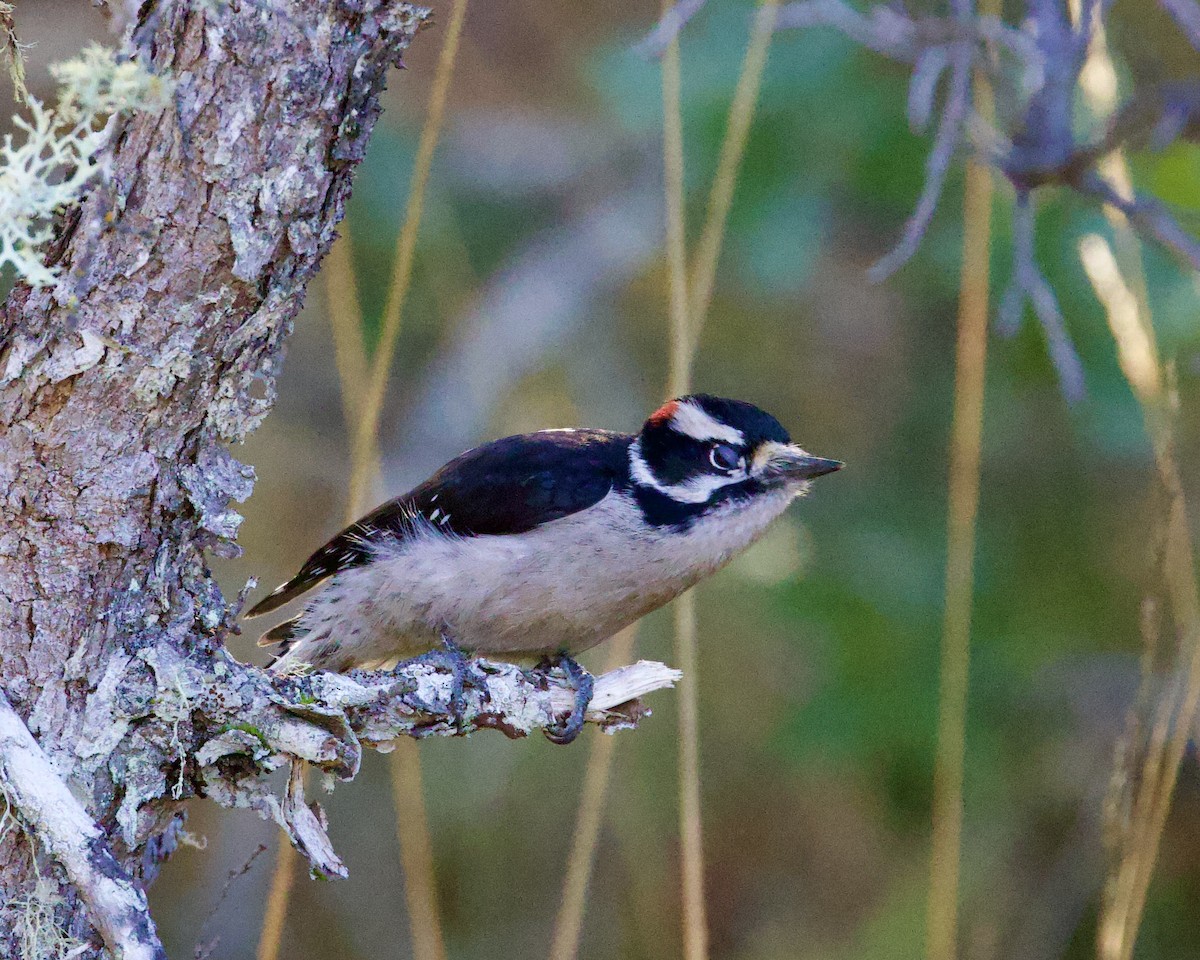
[670,400,744,445]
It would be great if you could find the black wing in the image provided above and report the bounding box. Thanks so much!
[246,429,632,619]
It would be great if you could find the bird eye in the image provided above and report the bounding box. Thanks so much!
[709,443,742,472]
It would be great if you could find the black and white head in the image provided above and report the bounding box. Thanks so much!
[627,394,842,525]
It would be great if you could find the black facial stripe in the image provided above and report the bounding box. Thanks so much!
[630,477,763,528]
[638,422,715,487]
[638,395,793,493]
[630,484,706,528]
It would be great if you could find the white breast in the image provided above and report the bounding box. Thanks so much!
[282,487,797,670]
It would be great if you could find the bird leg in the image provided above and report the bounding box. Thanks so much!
[412,633,480,731]
[542,653,594,745]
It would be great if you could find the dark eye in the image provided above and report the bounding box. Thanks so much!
[709,443,742,472]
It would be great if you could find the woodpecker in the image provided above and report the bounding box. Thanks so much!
[246,394,841,742]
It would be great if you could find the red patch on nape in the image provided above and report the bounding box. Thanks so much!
[647,400,679,427]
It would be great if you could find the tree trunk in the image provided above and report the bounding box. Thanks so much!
[0,0,428,952]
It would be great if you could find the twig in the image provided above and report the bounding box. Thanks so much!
[1079,172,1200,273]
[774,0,1038,71]
[635,0,710,59]
[869,41,972,282]
[152,644,682,881]
[909,47,950,133]
[996,192,1086,403]
[1158,0,1200,51]
[196,844,269,959]
[0,690,166,960]
[775,0,921,58]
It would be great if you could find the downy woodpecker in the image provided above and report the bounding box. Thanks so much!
[246,394,842,741]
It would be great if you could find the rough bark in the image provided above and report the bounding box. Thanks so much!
[0,0,434,952]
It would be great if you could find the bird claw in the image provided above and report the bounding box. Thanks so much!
[542,654,594,745]
[415,633,481,731]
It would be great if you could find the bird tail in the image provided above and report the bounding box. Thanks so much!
[245,575,313,619]
[259,615,301,669]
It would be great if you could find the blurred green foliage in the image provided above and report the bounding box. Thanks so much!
[6,0,1190,956]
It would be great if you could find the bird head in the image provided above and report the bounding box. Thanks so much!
[629,394,842,514]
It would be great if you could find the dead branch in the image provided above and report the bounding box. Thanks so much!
[0,690,165,960]
[1079,172,1200,274]
[996,191,1087,401]
[125,647,679,880]
[1159,0,1200,51]
[757,0,1199,400]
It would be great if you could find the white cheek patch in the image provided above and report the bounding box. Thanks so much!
[669,400,745,445]
[629,440,745,504]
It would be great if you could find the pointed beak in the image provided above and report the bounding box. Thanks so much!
[755,443,844,483]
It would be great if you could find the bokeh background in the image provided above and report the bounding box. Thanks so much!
[10,0,1200,957]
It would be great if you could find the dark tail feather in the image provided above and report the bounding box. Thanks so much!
[245,578,309,618]
[259,615,301,669]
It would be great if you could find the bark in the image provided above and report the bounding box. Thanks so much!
[0,0,434,953]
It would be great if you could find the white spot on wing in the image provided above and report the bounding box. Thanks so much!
[278,483,796,670]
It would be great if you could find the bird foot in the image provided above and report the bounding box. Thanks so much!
[415,634,482,731]
[542,653,594,745]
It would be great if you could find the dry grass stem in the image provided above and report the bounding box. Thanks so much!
[326,227,374,448]
[254,839,297,960]
[257,13,467,946]
[686,0,780,337]
[662,9,691,401]
[925,31,996,960]
[349,0,469,513]
[390,740,448,960]
[339,13,470,959]
[1078,9,1200,959]
[547,10,778,938]
[658,7,708,956]
[548,627,639,960]
[659,4,783,956]
[673,593,707,960]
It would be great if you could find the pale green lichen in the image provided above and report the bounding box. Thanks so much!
[49,45,172,124]
[0,796,86,960]
[0,2,28,105]
[0,43,172,287]
[7,875,88,960]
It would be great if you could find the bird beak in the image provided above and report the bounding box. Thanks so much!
[754,442,844,483]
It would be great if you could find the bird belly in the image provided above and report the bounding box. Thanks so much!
[283,488,794,670]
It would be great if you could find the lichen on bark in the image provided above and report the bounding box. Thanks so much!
[0,0,431,953]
